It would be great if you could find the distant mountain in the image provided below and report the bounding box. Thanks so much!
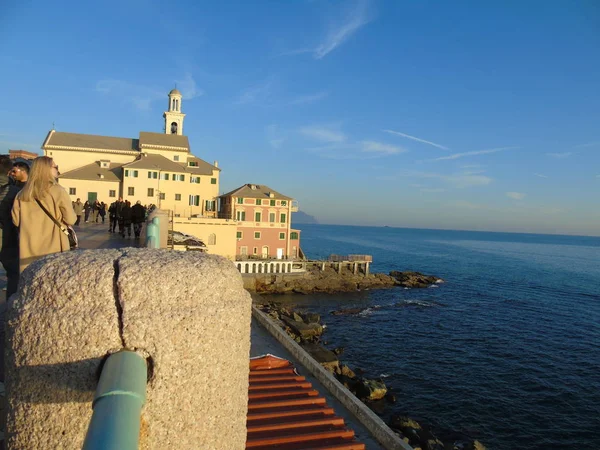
[292,210,319,224]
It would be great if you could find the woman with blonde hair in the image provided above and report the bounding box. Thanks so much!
[12,156,76,272]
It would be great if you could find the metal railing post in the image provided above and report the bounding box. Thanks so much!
[82,350,147,450]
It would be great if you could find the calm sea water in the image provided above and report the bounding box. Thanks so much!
[279,224,600,450]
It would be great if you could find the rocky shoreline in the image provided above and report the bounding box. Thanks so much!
[247,265,444,294]
[256,300,487,450]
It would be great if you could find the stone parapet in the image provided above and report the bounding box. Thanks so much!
[5,248,252,449]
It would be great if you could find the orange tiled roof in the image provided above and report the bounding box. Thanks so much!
[247,355,365,450]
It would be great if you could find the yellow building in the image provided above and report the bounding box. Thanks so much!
[43,88,220,218]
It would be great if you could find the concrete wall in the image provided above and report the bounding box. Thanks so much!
[173,217,237,260]
[4,248,252,449]
[59,178,120,203]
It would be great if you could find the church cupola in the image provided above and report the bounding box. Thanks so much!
[163,88,185,135]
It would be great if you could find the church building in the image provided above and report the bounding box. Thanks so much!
[42,89,220,218]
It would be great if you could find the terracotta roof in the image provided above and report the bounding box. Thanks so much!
[45,131,139,152]
[60,161,123,182]
[139,131,189,150]
[247,355,365,450]
[123,153,187,172]
[184,155,220,175]
[220,184,292,201]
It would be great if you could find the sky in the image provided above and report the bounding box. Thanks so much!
[0,0,599,236]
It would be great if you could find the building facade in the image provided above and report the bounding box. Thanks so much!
[218,184,301,260]
[43,89,220,217]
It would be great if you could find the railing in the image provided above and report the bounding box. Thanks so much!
[328,254,373,262]
[235,255,296,261]
[82,351,148,450]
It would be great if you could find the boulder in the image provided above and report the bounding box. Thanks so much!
[301,343,340,373]
[356,378,387,401]
[301,312,321,323]
[389,271,441,288]
[280,315,323,340]
[340,364,356,378]
[292,312,304,323]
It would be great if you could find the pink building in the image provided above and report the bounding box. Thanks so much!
[218,184,302,260]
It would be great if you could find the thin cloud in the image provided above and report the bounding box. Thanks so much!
[546,152,572,159]
[506,192,526,200]
[265,124,286,149]
[290,91,329,105]
[534,173,548,178]
[314,0,372,59]
[235,79,273,105]
[383,129,449,150]
[361,140,406,155]
[425,146,517,162]
[408,170,493,188]
[175,73,203,99]
[96,79,177,111]
[573,142,600,148]
[299,125,346,143]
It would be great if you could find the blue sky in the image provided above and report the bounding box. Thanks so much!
[1,0,599,236]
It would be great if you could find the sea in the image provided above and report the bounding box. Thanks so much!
[273,224,600,450]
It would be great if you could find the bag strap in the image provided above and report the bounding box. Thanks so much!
[35,199,69,236]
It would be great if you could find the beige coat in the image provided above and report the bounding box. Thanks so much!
[12,184,77,273]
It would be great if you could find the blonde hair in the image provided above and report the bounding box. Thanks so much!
[19,156,56,202]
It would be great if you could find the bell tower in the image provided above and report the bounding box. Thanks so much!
[163,88,185,135]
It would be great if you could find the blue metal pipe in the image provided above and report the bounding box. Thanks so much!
[83,350,147,450]
[146,217,160,249]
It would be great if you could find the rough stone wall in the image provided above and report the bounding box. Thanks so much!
[5,249,252,450]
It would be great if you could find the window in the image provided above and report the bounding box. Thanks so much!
[190,176,200,184]
[256,199,262,205]
[172,174,177,181]
[205,200,215,211]
[175,194,181,201]
[128,187,134,196]
[236,231,242,239]
[133,170,138,178]
[125,169,129,177]
[161,173,169,180]
[148,171,158,179]
[208,233,216,245]
[270,199,276,206]
[280,213,286,223]
[253,247,258,255]
[211,178,217,184]
[291,232,299,240]
[254,232,261,239]
[279,232,285,240]
[159,193,165,200]
[236,211,246,221]
[255,212,261,222]
[237,197,243,204]
[281,201,287,206]
[189,195,200,206]
[109,190,116,198]
[188,161,198,167]
[147,188,154,197]
[174,155,179,162]
[178,174,185,182]
[269,213,275,222]
[69,188,76,195]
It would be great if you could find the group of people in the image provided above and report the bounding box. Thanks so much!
[107,199,147,239]
[0,154,153,299]
[72,199,106,225]
[0,155,75,298]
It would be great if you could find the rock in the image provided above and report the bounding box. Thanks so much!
[301,312,321,323]
[389,271,441,288]
[340,364,356,378]
[385,391,397,403]
[292,288,308,294]
[281,315,323,340]
[390,414,422,432]
[331,307,366,316]
[356,378,387,401]
[333,346,345,355]
[424,438,444,450]
[293,312,304,323]
[472,440,486,450]
[301,343,340,373]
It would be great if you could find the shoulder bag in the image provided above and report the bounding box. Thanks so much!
[35,199,78,250]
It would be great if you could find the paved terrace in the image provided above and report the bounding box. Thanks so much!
[0,221,386,449]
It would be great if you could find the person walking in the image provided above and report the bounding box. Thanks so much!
[73,198,84,226]
[120,200,132,238]
[11,156,76,273]
[99,201,106,224]
[131,200,146,239]
[0,159,30,296]
[83,200,91,223]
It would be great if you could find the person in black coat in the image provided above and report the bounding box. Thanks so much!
[120,200,133,238]
[131,200,146,239]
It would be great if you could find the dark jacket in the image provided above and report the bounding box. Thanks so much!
[131,204,146,224]
[120,204,132,223]
[0,181,25,264]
